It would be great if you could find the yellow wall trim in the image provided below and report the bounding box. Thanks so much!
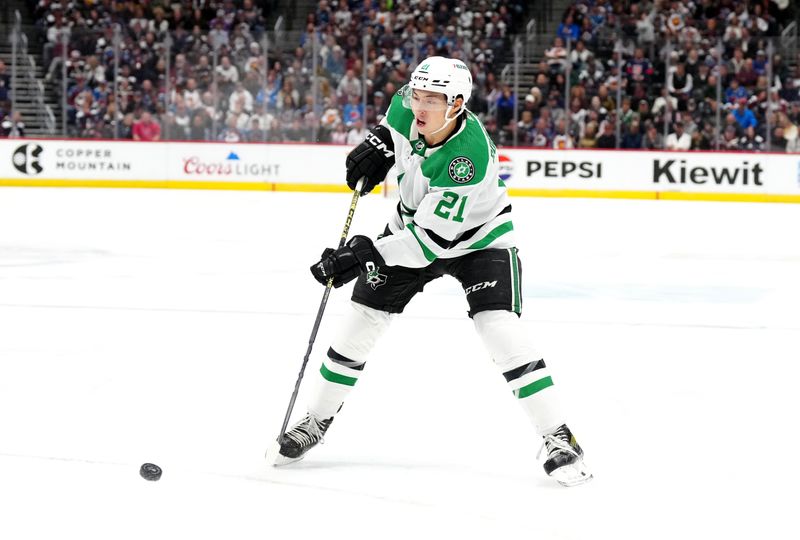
[2,179,799,203]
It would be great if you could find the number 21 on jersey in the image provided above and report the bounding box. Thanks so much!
[434,191,467,223]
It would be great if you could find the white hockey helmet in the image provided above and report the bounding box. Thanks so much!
[407,56,473,113]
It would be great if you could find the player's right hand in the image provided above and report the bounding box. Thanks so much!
[346,125,396,195]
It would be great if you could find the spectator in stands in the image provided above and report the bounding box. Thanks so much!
[737,58,759,88]
[557,14,580,42]
[229,82,254,115]
[173,102,192,139]
[330,122,348,144]
[652,87,678,118]
[337,69,361,101]
[373,91,388,120]
[595,120,617,148]
[578,121,598,148]
[0,61,11,109]
[625,48,654,85]
[183,78,202,111]
[342,94,364,128]
[667,63,693,110]
[216,56,239,94]
[552,118,574,149]
[621,121,643,149]
[732,99,758,130]
[530,118,552,147]
[496,85,516,129]
[325,45,346,83]
[545,37,568,72]
[132,111,161,141]
[118,113,135,139]
[666,121,691,150]
[642,124,664,150]
[719,125,740,150]
[218,116,245,143]
[346,118,366,145]
[517,110,535,142]
[725,79,749,105]
[635,10,656,47]
[770,126,788,152]
[189,111,210,140]
[636,99,653,126]
[0,111,25,138]
[738,126,765,151]
[692,122,716,150]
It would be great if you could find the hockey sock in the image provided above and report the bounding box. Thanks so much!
[306,302,393,419]
[473,310,565,435]
[307,347,365,419]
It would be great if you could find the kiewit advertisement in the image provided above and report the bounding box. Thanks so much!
[2,139,799,202]
[492,148,800,202]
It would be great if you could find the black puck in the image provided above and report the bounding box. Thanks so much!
[139,463,162,481]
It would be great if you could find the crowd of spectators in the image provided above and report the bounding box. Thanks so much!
[6,0,525,143]
[0,60,26,137]
[504,0,800,152]
[4,0,800,153]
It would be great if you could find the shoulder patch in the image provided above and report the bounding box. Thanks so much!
[448,157,475,184]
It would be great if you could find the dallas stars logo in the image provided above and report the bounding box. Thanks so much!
[448,157,475,184]
[364,261,387,290]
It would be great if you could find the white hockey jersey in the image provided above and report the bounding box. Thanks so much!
[374,86,516,268]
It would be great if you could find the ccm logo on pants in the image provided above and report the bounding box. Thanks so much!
[465,281,497,295]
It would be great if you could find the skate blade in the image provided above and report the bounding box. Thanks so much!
[264,441,305,467]
[550,460,594,487]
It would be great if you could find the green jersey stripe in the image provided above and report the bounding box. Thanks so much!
[407,223,438,262]
[515,376,553,399]
[320,363,358,386]
[467,221,514,250]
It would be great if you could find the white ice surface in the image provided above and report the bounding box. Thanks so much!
[1,187,799,539]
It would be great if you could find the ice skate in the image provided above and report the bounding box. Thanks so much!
[265,413,333,466]
[538,424,593,487]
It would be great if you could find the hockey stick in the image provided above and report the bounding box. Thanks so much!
[274,180,364,444]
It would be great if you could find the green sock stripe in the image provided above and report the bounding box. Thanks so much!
[510,248,521,314]
[515,376,553,399]
[320,364,358,386]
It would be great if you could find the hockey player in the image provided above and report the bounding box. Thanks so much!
[268,56,592,487]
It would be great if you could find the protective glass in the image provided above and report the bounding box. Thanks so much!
[401,86,449,111]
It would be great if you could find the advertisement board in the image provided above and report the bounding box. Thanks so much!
[2,139,799,202]
[496,148,800,202]
[0,139,351,191]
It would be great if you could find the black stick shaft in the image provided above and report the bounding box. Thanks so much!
[276,185,363,441]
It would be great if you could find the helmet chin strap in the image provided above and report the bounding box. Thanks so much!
[428,104,463,136]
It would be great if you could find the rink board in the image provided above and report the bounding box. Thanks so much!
[2,139,799,203]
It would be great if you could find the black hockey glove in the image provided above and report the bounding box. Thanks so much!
[310,235,385,288]
[346,125,395,195]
